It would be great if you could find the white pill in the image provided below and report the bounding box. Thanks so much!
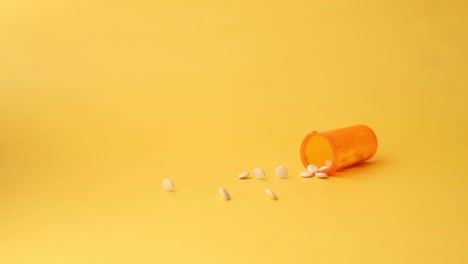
[253,168,266,179]
[307,164,318,173]
[316,172,329,179]
[237,172,250,179]
[275,166,288,179]
[219,187,231,200]
[300,171,314,178]
[162,178,174,191]
[325,160,333,167]
[318,165,330,172]
[265,188,277,200]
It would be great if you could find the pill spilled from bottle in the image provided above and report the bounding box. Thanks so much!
[162,179,175,191]
[300,171,314,178]
[265,188,278,200]
[219,187,231,200]
[253,168,266,179]
[237,172,250,179]
[318,165,330,172]
[307,164,318,173]
[316,172,329,179]
[275,166,288,179]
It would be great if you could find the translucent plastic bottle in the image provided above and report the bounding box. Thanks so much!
[300,124,378,175]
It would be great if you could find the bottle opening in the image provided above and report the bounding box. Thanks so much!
[300,132,337,174]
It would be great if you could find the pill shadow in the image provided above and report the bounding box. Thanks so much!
[332,159,386,178]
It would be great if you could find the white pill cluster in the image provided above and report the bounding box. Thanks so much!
[300,160,333,179]
[238,166,290,180]
[234,165,287,200]
[161,162,333,201]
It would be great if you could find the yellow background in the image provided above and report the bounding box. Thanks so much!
[1,0,468,263]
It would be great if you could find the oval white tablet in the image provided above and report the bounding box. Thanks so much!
[307,164,318,173]
[237,172,250,179]
[300,171,314,178]
[275,166,288,179]
[253,168,266,179]
[162,178,174,191]
[318,165,330,172]
[316,172,328,179]
[325,160,333,167]
[265,188,277,200]
[219,187,231,200]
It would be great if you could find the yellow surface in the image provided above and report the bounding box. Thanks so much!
[1,1,468,263]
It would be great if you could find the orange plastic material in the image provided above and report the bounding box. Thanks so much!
[300,124,378,175]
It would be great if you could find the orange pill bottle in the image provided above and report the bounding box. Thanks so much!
[300,124,378,175]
